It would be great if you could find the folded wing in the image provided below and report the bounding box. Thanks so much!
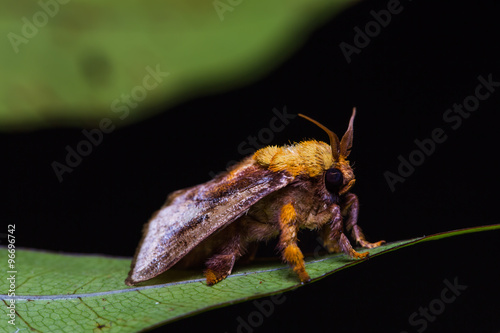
[126,159,293,285]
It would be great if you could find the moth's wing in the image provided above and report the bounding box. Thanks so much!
[126,159,293,285]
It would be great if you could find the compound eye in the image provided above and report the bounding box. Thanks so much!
[325,168,344,193]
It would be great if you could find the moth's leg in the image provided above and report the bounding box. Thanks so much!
[342,193,385,249]
[279,202,310,283]
[204,226,244,286]
[319,224,341,253]
[329,204,369,259]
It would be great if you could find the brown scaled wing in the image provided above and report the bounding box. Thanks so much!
[126,159,293,285]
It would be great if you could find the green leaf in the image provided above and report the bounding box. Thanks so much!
[1,224,499,332]
[0,0,354,131]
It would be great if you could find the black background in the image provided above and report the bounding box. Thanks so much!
[2,0,499,332]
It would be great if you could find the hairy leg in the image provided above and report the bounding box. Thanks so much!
[204,224,246,286]
[342,193,385,249]
[319,224,341,253]
[278,202,310,283]
[328,203,369,259]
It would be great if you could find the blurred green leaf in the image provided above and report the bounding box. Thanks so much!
[0,0,355,131]
[1,224,498,332]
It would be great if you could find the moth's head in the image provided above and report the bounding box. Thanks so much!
[299,109,356,195]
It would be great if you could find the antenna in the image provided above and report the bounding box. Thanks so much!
[298,113,340,160]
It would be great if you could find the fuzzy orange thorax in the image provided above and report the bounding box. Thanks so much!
[253,140,351,178]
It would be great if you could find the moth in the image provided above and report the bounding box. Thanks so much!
[125,109,385,286]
